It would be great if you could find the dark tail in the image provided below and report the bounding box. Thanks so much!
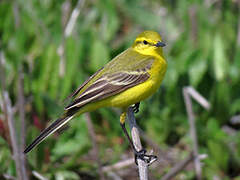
[24,115,73,154]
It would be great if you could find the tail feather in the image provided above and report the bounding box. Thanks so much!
[24,115,73,154]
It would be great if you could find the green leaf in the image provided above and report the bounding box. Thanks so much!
[52,118,90,158]
[189,58,207,86]
[120,1,161,29]
[213,34,228,81]
[98,0,119,42]
[230,48,240,83]
[164,59,178,90]
[61,36,84,99]
[89,37,110,72]
[230,99,240,115]
[32,45,57,113]
[208,140,229,171]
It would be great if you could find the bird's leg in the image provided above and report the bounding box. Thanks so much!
[132,102,140,113]
[120,112,157,165]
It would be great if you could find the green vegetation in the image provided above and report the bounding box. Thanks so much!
[1,0,240,179]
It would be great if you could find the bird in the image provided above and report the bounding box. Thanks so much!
[24,30,167,164]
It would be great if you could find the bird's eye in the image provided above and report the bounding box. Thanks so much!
[143,40,148,45]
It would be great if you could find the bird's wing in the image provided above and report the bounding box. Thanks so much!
[64,67,104,102]
[65,55,154,110]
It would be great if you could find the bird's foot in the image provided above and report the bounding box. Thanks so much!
[132,102,140,113]
[134,149,157,166]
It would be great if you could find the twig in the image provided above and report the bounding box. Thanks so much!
[127,107,149,180]
[17,67,27,149]
[85,113,105,180]
[3,92,28,180]
[0,51,28,180]
[3,174,17,180]
[32,171,48,180]
[189,6,198,45]
[161,152,194,180]
[102,158,134,172]
[61,0,71,30]
[17,66,29,180]
[64,0,85,37]
[13,2,20,28]
[58,0,85,76]
[57,43,66,77]
[185,87,211,110]
[183,86,211,180]
[105,171,123,180]
[230,115,240,125]
[183,87,205,180]
[222,125,237,136]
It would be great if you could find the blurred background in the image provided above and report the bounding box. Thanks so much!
[1,0,240,179]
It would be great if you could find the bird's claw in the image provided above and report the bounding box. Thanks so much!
[132,102,140,113]
[134,149,158,166]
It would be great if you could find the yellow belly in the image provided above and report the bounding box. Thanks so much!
[78,57,167,113]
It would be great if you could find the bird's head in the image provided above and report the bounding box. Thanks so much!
[132,31,166,56]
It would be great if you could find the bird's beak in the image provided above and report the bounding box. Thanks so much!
[155,41,166,47]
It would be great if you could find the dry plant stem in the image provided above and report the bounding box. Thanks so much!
[102,158,134,172]
[127,107,148,180]
[64,0,85,37]
[185,87,211,110]
[106,171,123,180]
[13,2,20,28]
[189,6,198,44]
[0,51,28,180]
[85,113,105,180]
[17,67,29,180]
[183,87,202,180]
[61,0,71,29]
[222,125,237,136]
[32,171,48,180]
[58,0,85,76]
[161,152,194,180]
[3,174,16,180]
[3,92,28,180]
[230,115,240,124]
[17,68,26,150]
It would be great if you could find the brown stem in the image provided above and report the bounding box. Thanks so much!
[183,87,202,180]
[127,107,148,180]
[0,51,28,180]
[58,0,85,77]
[189,6,198,45]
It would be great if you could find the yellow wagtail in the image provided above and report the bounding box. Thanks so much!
[24,30,167,163]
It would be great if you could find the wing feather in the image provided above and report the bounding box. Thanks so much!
[65,71,150,110]
[64,67,104,102]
